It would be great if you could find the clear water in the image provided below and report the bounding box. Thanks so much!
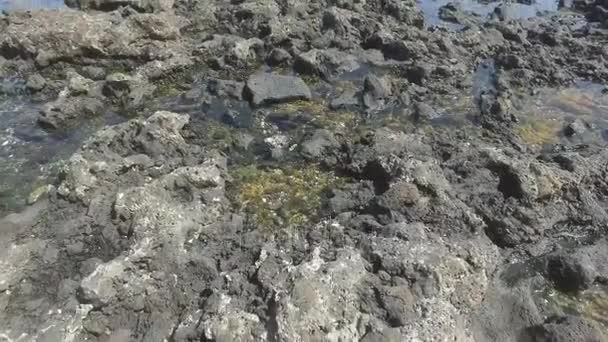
[0,0,65,11]
[0,76,119,216]
[418,0,560,28]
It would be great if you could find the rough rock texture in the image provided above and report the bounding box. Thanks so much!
[244,73,312,106]
[3,0,608,340]
[0,10,185,67]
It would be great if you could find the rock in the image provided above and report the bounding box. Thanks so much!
[413,102,440,121]
[564,118,587,136]
[67,71,95,96]
[496,53,524,70]
[244,73,311,106]
[207,78,244,100]
[542,252,597,292]
[523,315,604,342]
[330,88,360,109]
[80,66,106,81]
[27,185,49,205]
[0,11,183,66]
[365,32,428,61]
[79,260,125,308]
[405,63,431,85]
[266,48,291,66]
[300,129,339,159]
[103,73,155,109]
[362,74,391,110]
[65,0,174,12]
[294,49,360,78]
[39,95,105,130]
[364,74,391,99]
[25,74,46,92]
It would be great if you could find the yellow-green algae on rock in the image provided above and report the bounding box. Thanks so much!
[544,285,608,332]
[229,164,344,234]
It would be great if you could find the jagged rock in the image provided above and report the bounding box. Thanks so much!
[207,78,244,100]
[266,48,291,66]
[0,11,184,66]
[65,0,175,12]
[103,73,155,109]
[25,73,46,92]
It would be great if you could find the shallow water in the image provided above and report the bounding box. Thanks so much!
[0,77,120,216]
[418,0,560,28]
[515,82,608,147]
[0,0,65,11]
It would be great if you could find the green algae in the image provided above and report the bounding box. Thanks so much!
[543,286,608,332]
[515,118,561,146]
[229,164,344,234]
[274,100,359,131]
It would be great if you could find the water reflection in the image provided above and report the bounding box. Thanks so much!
[418,0,560,28]
[0,0,65,11]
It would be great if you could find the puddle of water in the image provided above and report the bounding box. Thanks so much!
[0,0,65,11]
[515,82,608,147]
[0,76,121,217]
[541,285,608,330]
[418,0,560,28]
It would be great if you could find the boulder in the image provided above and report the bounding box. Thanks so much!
[244,73,311,106]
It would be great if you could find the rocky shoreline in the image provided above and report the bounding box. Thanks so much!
[1,0,608,341]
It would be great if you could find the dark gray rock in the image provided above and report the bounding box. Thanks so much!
[80,66,106,81]
[330,88,360,109]
[523,315,604,342]
[244,73,311,106]
[413,102,440,121]
[102,73,155,109]
[38,96,104,130]
[564,119,587,136]
[65,0,173,12]
[207,78,244,100]
[266,48,291,66]
[25,74,46,92]
[362,74,391,110]
[301,129,339,159]
[542,252,597,292]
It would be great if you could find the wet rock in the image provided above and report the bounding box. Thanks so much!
[80,66,106,81]
[65,0,174,13]
[365,31,428,61]
[564,118,588,136]
[201,35,263,67]
[39,95,105,130]
[542,252,597,292]
[25,74,46,92]
[381,0,424,26]
[294,49,360,78]
[362,74,391,110]
[523,315,604,342]
[207,78,244,100]
[266,48,291,66]
[413,102,439,121]
[244,73,311,106]
[405,63,431,85]
[103,73,155,109]
[300,129,339,159]
[327,182,375,215]
[67,71,95,96]
[330,88,360,109]
[496,53,524,70]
